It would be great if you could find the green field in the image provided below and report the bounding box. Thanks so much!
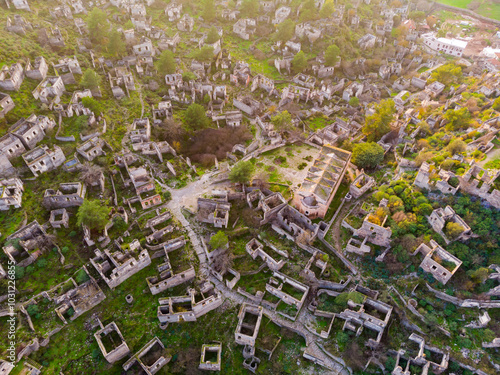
[436,0,500,21]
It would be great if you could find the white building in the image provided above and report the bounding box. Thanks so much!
[422,33,468,57]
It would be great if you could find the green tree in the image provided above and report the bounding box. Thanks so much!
[271,110,293,133]
[349,96,359,107]
[87,7,108,44]
[184,103,210,131]
[409,10,426,22]
[229,161,255,184]
[352,142,385,169]
[443,108,471,131]
[291,51,308,74]
[445,222,464,239]
[362,99,396,141]
[108,29,126,57]
[80,69,101,90]
[81,97,103,114]
[203,0,216,22]
[209,231,229,249]
[240,0,258,18]
[157,50,176,75]
[493,96,500,111]
[206,27,219,44]
[324,44,340,66]
[446,139,466,155]
[429,63,462,86]
[77,199,110,231]
[300,0,316,22]
[320,0,335,18]
[194,45,214,62]
[276,19,295,43]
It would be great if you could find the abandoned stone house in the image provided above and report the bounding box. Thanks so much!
[413,240,462,285]
[426,81,445,98]
[22,145,66,177]
[309,120,350,146]
[122,337,170,375]
[199,343,222,372]
[428,206,472,244]
[0,63,24,91]
[158,32,181,51]
[49,208,69,229]
[90,241,152,289]
[349,172,376,199]
[0,92,15,118]
[272,204,319,244]
[233,18,256,40]
[295,23,322,44]
[392,334,450,375]
[25,56,49,81]
[458,162,500,209]
[234,303,263,347]
[267,271,310,319]
[197,198,231,228]
[6,14,33,35]
[165,2,182,22]
[76,135,105,161]
[0,133,26,160]
[152,101,173,124]
[32,76,66,107]
[0,177,24,211]
[272,6,291,25]
[108,67,136,99]
[413,162,459,195]
[358,33,377,50]
[10,114,56,150]
[43,182,86,209]
[251,74,276,95]
[146,237,196,294]
[177,14,194,32]
[3,221,51,267]
[8,0,30,11]
[45,27,66,47]
[293,145,351,219]
[157,286,222,324]
[245,238,285,271]
[337,297,393,348]
[53,56,82,85]
[133,37,155,57]
[94,322,131,364]
[247,189,287,225]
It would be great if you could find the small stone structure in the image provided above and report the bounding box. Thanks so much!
[3,221,51,267]
[43,182,86,209]
[122,337,171,374]
[349,171,375,199]
[0,92,15,118]
[245,238,284,271]
[94,322,130,364]
[197,198,231,228]
[0,177,23,210]
[90,241,152,289]
[157,286,222,324]
[234,303,263,347]
[49,208,69,229]
[199,343,222,371]
[0,63,24,91]
[293,145,351,219]
[22,145,66,177]
[458,162,500,209]
[76,136,105,161]
[413,240,462,285]
[428,206,472,244]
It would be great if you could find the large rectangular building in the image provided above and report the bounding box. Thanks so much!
[423,33,467,57]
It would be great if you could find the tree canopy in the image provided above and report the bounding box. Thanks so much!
[80,69,101,90]
[202,0,216,22]
[320,0,335,18]
[271,110,294,133]
[157,50,176,75]
[352,142,385,169]
[429,64,462,86]
[362,99,396,141]
[240,0,259,18]
[209,231,229,249]
[291,51,308,74]
[229,161,255,184]
[87,7,108,44]
[194,45,214,62]
[443,108,472,131]
[206,27,219,44]
[325,44,340,66]
[108,29,126,57]
[77,199,110,231]
[276,19,295,43]
[184,103,210,131]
